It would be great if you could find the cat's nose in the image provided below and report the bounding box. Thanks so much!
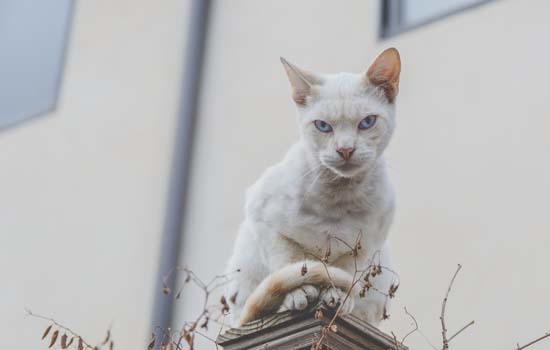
[336,147,355,161]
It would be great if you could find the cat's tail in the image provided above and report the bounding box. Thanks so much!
[239,261,355,325]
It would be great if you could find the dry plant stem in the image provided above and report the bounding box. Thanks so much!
[391,331,400,350]
[516,332,550,350]
[26,309,97,349]
[447,320,474,343]
[440,264,462,350]
[165,268,236,350]
[313,238,361,349]
[389,307,419,350]
[400,307,419,345]
[312,232,399,350]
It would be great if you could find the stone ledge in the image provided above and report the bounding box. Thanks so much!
[217,305,408,350]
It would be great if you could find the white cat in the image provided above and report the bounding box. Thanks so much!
[224,48,401,327]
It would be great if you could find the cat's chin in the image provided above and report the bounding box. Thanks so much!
[323,162,365,179]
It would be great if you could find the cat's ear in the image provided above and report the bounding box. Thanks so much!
[280,57,322,106]
[366,48,401,102]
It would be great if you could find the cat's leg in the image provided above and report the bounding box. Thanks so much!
[263,230,341,314]
[224,224,268,327]
[265,234,324,312]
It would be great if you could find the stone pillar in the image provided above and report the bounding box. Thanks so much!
[217,306,407,350]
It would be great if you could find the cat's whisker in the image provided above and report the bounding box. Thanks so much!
[295,168,324,215]
[295,162,323,182]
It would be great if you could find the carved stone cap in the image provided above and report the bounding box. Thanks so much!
[217,305,408,350]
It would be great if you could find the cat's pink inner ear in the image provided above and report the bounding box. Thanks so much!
[366,48,401,102]
[280,57,320,106]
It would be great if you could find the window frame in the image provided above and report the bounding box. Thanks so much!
[379,0,496,39]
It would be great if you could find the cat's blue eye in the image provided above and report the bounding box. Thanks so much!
[313,120,333,133]
[358,115,377,130]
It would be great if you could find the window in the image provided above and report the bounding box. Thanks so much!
[380,0,492,38]
[0,0,73,129]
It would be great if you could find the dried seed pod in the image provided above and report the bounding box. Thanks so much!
[371,266,378,277]
[301,263,308,276]
[364,280,372,291]
[78,337,84,350]
[184,332,193,347]
[109,340,114,350]
[162,286,171,295]
[388,283,399,299]
[200,316,209,330]
[382,306,390,320]
[61,333,68,349]
[363,272,370,282]
[66,337,74,347]
[101,330,111,345]
[42,325,53,339]
[147,334,155,350]
[49,330,59,348]
[322,244,331,262]
[314,308,324,320]
[220,295,230,313]
[359,287,366,298]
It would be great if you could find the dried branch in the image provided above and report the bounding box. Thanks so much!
[447,320,474,343]
[516,332,550,350]
[26,308,112,350]
[159,267,237,350]
[26,242,547,350]
[312,232,400,350]
[400,307,419,345]
[440,264,462,350]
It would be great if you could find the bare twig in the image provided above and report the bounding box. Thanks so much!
[400,307,419,345]
[418,328,439,350]
[516,332,550,350]
[312,232,400,350]
[448,320,475,343]
[440,264,462,350]
[162,267,236,350]
[26,308,111,349]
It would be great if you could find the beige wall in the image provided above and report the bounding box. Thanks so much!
[1,1,189,348]
[177,0,550,349]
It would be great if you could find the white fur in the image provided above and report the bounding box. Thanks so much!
[224,54,399,327]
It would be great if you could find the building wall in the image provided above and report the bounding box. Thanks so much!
[0,1,189,348]
[176,1,550,349]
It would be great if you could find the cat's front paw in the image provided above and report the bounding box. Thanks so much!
[279,284,320,312]
[320,287,354,315]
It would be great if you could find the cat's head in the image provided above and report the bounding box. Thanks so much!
[281,48,401,178]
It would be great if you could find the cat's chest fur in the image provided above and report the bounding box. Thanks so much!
[247,144,392,260]
[286,184,379,259]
